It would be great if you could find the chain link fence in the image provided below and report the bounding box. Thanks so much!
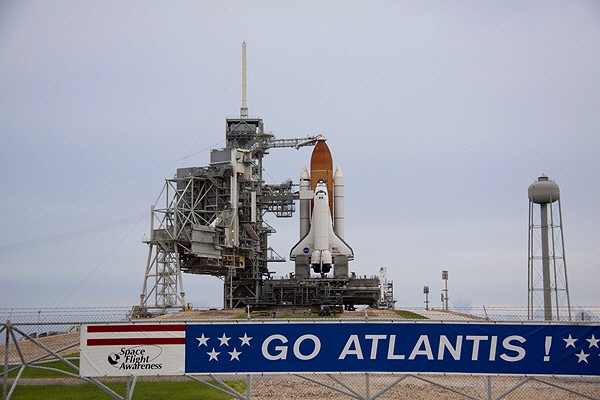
[3,306,600,399]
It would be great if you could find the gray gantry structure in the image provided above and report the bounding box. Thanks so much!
[137,115,323,314]
[136,43,382,315]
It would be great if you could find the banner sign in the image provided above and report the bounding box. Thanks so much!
[80,321,600,377]
[80,324,186,376]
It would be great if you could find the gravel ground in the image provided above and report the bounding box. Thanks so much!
[248,374,600,399]
[2,331,79,364]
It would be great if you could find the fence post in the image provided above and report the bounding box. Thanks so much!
[246,374,253,400]
[3,320,9,400]
[125,375,137,400]
[484,375,492,400]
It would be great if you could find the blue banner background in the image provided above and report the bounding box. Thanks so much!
[185,321,600,376]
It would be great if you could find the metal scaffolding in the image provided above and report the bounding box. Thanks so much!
[137,113,322,314]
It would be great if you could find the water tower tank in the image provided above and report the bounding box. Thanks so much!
[528,175,559,204]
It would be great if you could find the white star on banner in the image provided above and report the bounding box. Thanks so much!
[218,333,231,347]
[228,348,242,361]
[586,334,600,348]
[240,333,252,346]
[197,333,209,347]
[563,334,577,348]
[207,348,220,361]
[576,350,590,364]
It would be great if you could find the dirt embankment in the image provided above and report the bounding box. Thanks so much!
[153,308,407,320]
[2,331,80,364]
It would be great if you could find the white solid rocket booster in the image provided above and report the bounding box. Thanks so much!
[333,165,345,239]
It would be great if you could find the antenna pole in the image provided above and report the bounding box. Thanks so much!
[241,42,248,118]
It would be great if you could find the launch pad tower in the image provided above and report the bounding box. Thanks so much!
[137,43,382,314]
[138,118,321,313]
[137,117,323,313]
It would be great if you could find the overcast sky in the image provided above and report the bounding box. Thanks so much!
[1,1,599,313]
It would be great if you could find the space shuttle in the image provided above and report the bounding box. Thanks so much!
[290,139,353,278]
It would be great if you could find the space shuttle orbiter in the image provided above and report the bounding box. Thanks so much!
[290,139,353,278]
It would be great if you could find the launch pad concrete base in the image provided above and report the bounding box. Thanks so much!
[260,276,380,310]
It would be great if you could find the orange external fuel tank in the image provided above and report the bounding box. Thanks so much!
[309,139,334,214]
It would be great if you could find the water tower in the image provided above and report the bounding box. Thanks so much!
[527,175,571,321]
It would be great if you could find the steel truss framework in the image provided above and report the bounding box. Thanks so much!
[137,115,323,313]
[527,198,571,321]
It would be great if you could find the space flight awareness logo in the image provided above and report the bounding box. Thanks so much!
[184,322,600,376]
[107,345,164,371]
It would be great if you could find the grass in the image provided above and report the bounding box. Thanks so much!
[274,309,429,319]
[8,380,246,400]
[2,355,80,379]
[242,310,341,319]
[242,309,430,319]
[276,313,339,319]
[394,310,429,319]
[3,353,245,399]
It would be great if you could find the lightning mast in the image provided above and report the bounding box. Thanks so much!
[241,41,248,118]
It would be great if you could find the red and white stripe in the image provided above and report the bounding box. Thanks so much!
[85,324,186,346]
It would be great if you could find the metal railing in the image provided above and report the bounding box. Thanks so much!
[3,306,600,400]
